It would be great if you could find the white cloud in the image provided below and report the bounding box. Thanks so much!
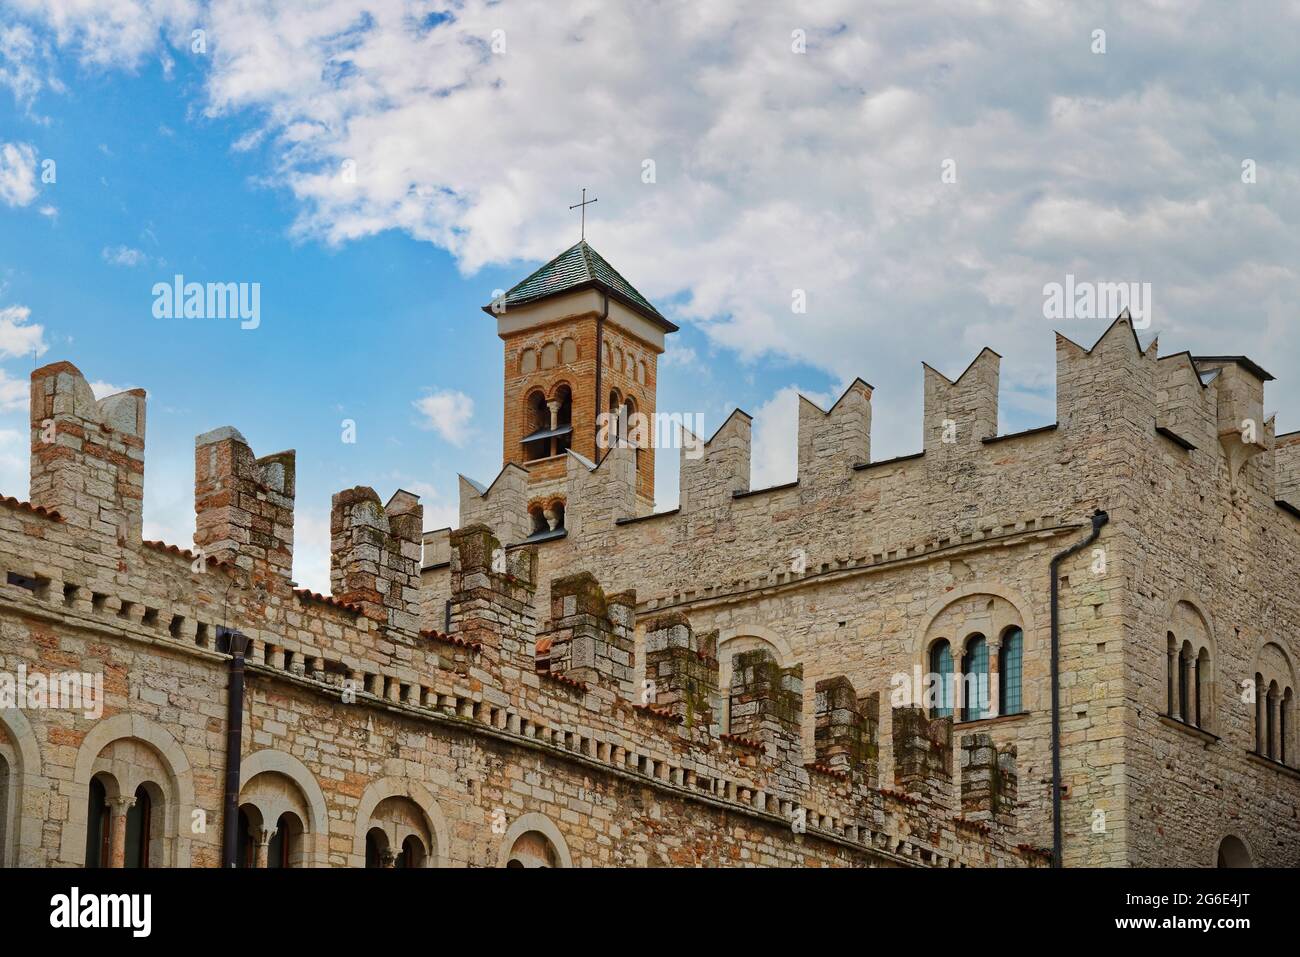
[101,245,148,267]
[0,142,38,207]
[0,304,47,359]
[413,389,474,446]
[5,0,199,70]
[9,1,1300,441]
[749,385,835,489]
[0,369,28,412]
[89,379,134,398]
[0,426,25,497]
[0,23,46,107]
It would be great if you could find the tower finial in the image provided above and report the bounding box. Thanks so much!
[569,187,597,241]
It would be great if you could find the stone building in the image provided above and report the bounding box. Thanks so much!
[0,241,1297,868]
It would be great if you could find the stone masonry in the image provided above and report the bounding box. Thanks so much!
[2,242,1298,868]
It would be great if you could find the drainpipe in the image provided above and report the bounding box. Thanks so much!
[1049,508,1109,868]
[594,291,609,461]
[220,628,251,868]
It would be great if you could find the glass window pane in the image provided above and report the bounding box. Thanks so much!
[1000,629,1023,716]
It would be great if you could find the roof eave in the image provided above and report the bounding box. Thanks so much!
[482,278,678,333]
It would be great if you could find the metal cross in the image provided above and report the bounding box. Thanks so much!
[569,187,597,241]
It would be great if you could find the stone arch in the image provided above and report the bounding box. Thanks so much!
[915,584,1032,719]
[913,582,1036,657]
[496,812,573,868]
[716,626,794,734]
[0,708,43,866]
[66,714,194,867]
[239,749,329,866]
[1164,596,1217,730]
[1253,639,1296,764]
[351,778,449,868]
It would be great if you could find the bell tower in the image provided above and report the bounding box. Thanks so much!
[485,240,675,525]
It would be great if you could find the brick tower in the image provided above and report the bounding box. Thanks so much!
[485,241,675,526]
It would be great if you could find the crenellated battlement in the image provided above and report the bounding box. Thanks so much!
[6,310,1299,867]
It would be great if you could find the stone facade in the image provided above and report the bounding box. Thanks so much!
[0,360,1042,868]
[2,247,1297,869]
[447,272,1300,867]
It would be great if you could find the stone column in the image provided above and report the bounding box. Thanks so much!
[546,400,560,456]
[987,637,1001,718]
[1166,647,1178,717]
[1255,679,1264,753]
[1268,693,1279,760]
[950,652,964,721]
[1185,652,1197,727]
[255,827,276,868]
[108,795,136,868]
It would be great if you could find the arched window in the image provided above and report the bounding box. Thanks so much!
[999,627,1023,716]
[1217,835,1252,867]
[622,397,638,445]
[123,785,152,868]
[1254,671,1265,754]
[0,751,9,864]
[505,830,559,868]
[84,776,110,867]
[529,505,547,536]
[397,834,426,868]
[523,391,550,460]
[929,640,953,718]
[236,807,255,868]
[962,635,989,721]
[1178,641,1192,724]
[1267,681,1280,760]
[1283,689,1293,766]
[554,385,572,455]
[1194,648,1210,729]
[365,827,390,868]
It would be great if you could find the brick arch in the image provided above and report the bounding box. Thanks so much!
[0,707,44,866]
[351,778,449,867]
[240,749,329,866]
[497,811,573,868]
[66,714,195,866]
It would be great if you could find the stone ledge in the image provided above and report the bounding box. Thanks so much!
[1158,714,1220,745]
[1245,750,1300,781]
[954,711,1031,730]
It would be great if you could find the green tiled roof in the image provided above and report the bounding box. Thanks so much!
[488,241,676,330]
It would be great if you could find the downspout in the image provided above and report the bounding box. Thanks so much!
[593,290,609,462]
[220,628,250,868]
[1049,508,1109,868]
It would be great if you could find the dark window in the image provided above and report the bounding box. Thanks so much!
[962,635,989,721]
[84,777,110,867]
[1000,628,1023,716]
[929,640,953,718]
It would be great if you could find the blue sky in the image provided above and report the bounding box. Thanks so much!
[1,1,1298,590]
